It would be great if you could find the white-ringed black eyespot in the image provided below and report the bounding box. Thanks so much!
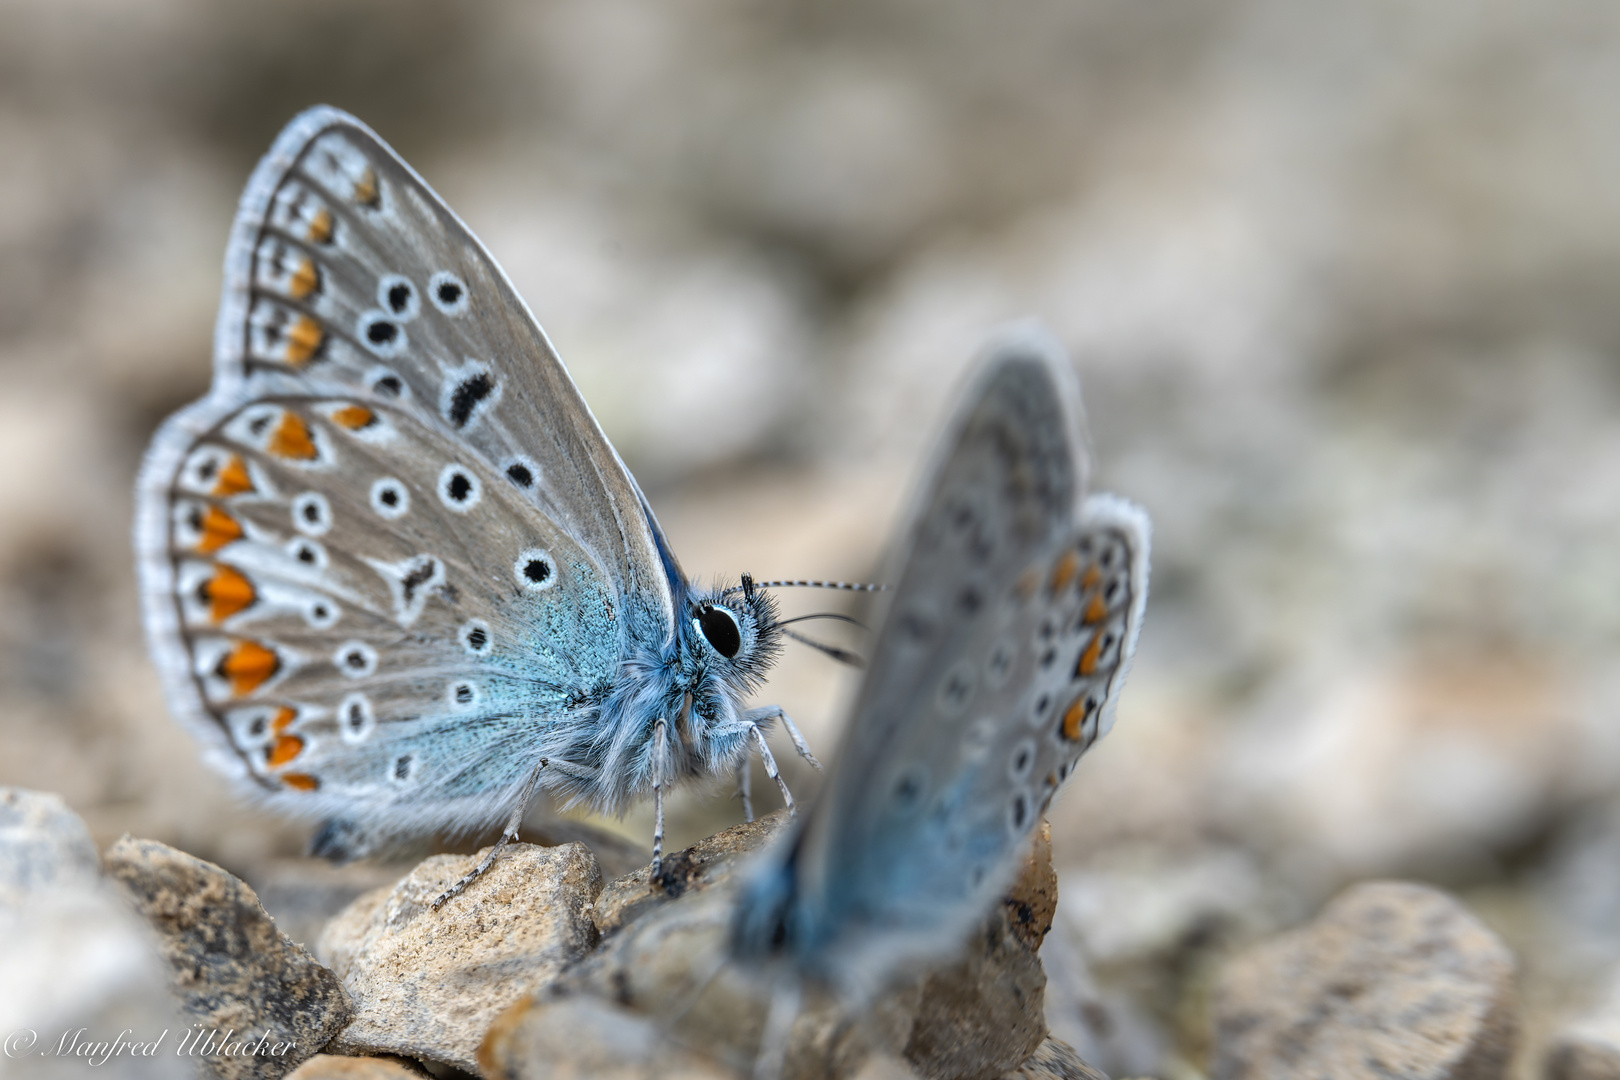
[695,603,742,658]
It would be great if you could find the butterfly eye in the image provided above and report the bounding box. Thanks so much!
[695,604,742,659]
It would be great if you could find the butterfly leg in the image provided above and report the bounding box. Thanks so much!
[652,717,669,878]
[432,756,549,910]
[744,705,823,771]
[749,724,796,817]
[737,756,755,823]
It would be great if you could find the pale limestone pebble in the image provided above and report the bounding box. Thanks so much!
[1211,881,1518,1080]
[514,821,1055,1080]
[1548,1025,1620,1080]
[284,1054,430,1078]
[317,841,601,1074]
[103,835,352,1080]
[1002,1038,1109,1080]
[591,808,790,937]
[0,790,185,1080]
[524,817,652,882]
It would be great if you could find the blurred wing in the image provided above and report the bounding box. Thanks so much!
[785,326,1151,994]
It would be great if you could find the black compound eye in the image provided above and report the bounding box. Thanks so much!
[696,604,742,659]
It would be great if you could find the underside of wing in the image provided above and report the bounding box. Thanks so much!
[137,390,627,840]
[206,105,674,645]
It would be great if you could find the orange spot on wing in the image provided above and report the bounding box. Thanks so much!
[308,208,334,245]
[281,772,319,791]
[331,404,375,431]
[271,706,297,733]
[267,734,304,767]
[1048,550,1080,594]
[1080,563,1103,589]
[284,315,326,367]
[354,168,380,208]
[205,564,256,622]
[289,258,320,300]
[1082,594,1109,625]
[1076,632,1104,677]
[212,455,254,497]
[220,640,279,696]
[196,506,243,553]
[268,411,318,460]
[1061,696,1088,741]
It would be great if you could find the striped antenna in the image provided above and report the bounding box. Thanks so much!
[724,579,888,598]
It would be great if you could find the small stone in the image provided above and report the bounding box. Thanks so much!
[505,820,1056,1080]
[318,841,601,1074]
[1545,983,1620,1080]
[591,809,789,937]
[1212,880,1518,1080]
[0,790,181,1080]
[104,835,352,1080]
[1003,1038,1110,1080]
[0,786,101,906]
[284,1054,429,1078]
[524,818,651,883]
[480,995,737,1080]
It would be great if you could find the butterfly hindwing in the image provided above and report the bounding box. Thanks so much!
[150,391,623,840]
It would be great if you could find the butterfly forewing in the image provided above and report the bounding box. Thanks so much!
[783,330,1150,994]
[217,108,673,641]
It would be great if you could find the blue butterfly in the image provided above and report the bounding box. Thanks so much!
[134,106,841,898]
[730,328,1150,1053]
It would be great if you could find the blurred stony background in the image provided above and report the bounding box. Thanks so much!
[4,0,1620,1076]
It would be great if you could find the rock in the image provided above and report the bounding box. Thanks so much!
[905,822,1055,1079]
[591,809,789,937]
[103,835,352,1080]
[0,789,182,1080]
[284,1055,429,1078]
[0,786,101,905]
[1211,881,1518,1080]
[499,820,1055,1080]
[317,841,601,1074]
[480,995,738,1080]
[1003,1038,1109,1080]
[525,818,651,883]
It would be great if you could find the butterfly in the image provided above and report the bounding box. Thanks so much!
[134,105,838,899]
[728,327,1150,1057]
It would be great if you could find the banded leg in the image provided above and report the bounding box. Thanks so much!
[737,755,755,823]
[745,704,823,771]
[749,724,796,817]
[433,755,549,909]
[652,717,668,878]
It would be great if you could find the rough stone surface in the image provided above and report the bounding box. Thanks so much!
[591,809,789,937]
[283,1055,429,1079]
[1211,880,1518,1080]
[318,841,601,1073]
[480,995,738,1080]
[906,823,1054,1080]
[509,820,1055,1080]
[1546,997,1620,1080]
[1003,1038,1109,1080]
[0,790,183,1080]
[526,818,652,883]
[104,835,352,1079]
